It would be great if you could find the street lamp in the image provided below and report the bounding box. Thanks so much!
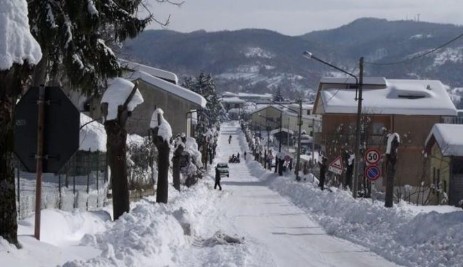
[303,51,364,199]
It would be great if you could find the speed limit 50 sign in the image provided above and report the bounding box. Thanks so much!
[365,148,381,165]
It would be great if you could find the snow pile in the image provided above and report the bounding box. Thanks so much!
[80,113,106,152]
[101,78,144,121]
[0,0,42,70]
[150,108,172,142]
[63,184,225,267]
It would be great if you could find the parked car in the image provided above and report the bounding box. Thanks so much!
[216,163,229,177]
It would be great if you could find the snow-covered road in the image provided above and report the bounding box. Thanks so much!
[208,121,400,267]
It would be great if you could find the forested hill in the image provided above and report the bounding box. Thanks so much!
[121,18,463,101]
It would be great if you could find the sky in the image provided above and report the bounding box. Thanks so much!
[146,0,463,36]
[3,121,463,267]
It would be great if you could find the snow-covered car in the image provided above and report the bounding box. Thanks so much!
[216,163,229,177]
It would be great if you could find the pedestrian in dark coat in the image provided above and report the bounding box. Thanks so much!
[318,157,328,190]
[214,166,222,190]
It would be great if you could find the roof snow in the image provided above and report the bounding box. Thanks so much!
[0,0,42,70]
[317,78,457,116]
[119,59,178,84]
[126,70,206,108]
[221,97,245,103]
[425,124,463,156]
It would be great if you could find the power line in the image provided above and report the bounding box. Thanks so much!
[365,32,463,66]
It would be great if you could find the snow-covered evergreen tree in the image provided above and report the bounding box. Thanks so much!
[27,0,152,90]
[182,73,223,146]
[273,87,284,102]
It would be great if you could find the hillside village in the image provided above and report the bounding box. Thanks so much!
[50,58,463,211]
[3,1,463,266]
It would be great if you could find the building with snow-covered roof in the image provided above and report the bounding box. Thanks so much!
[248,104,321,150]
[221,96,245,112]
[425,124,463,206]
[313,77,457,189]
[237,92,273,103]
[221,92,273,104]
[84,61,206,138]
[123,69,206,137]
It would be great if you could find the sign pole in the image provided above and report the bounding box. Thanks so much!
[34,86,46,240]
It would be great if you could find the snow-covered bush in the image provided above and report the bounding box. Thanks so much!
[127,137,156,190]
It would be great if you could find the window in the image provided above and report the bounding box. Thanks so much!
[372,122,385,135]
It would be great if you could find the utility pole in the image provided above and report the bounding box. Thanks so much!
[352,57,364,199]
[295,99,303,181]
[303,51,364,197]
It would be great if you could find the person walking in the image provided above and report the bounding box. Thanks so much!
[318,157,327,190]
[228,135,232,144]
[244,151,247,160]
[214,165,222,190]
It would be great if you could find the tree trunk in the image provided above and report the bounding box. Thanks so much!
[172,145,183,191]
[0,65,29,247]
[104,120,130,220]
[155,137,170,203]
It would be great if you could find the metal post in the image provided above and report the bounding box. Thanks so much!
[96,153,99,207]
[287,117,290,148]
[295,100,303,181]
[17,168,20,219]
[279,111,282,153]
[312,118,315,163]
[58,174,62,209]
[352,57,364,199]
[73,175,76,209]
[34,85,45,240]
[87,168,90,211]
[267,127,270,169]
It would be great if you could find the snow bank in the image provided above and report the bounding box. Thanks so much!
[257,170,463,267]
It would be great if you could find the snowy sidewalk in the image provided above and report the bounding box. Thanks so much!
[209,121,400,267]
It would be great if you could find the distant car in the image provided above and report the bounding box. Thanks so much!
[216,163,229,177]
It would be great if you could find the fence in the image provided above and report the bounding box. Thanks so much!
[14,151,109,220]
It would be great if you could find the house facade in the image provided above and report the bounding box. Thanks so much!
[313,77,457,190]
[425,124,463,206]
[124,71,206,137]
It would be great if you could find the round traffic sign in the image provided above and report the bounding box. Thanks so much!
[365,148,381,165]
[365,165,381,181]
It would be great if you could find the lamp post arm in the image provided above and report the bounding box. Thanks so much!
[303,51,358,84]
